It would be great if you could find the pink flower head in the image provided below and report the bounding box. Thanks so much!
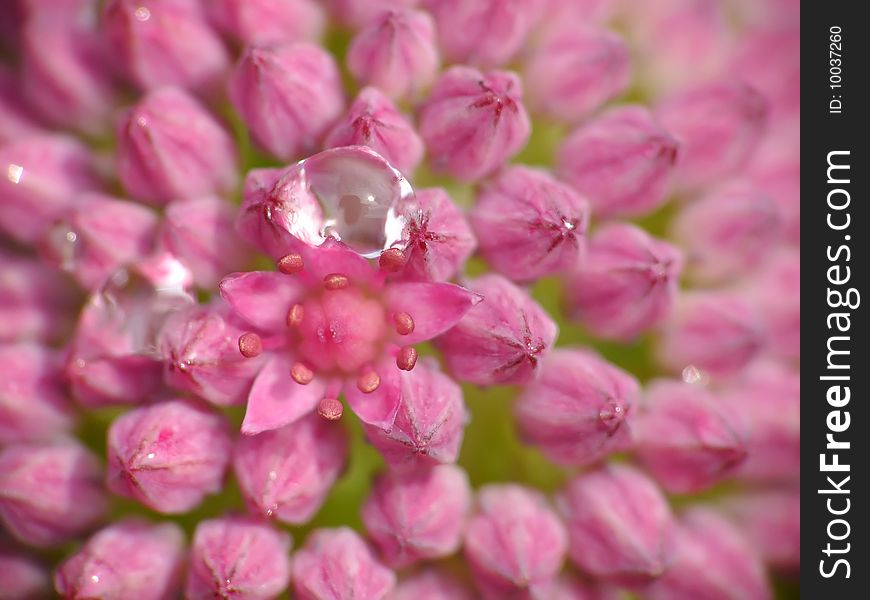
[54,520,186,600]
[515,349,637,466]
[228,43,344,161]
[524,27,632,123]
[657,291,765,377]
[753,249,800,360]
[116,86,238,205]
[556,106,679,219]
[423,0,537,67]
[435,274,557,386]
[103,0,229,92]
[347,9,439,100]
[208,0,325,46]
[471,165,589,283]
[634,379,747,493]
[233,413,348,524]
[644,508,771,600]
[564,223,683,341]
[292,527,396,600]
[418,66,530,181]
[0,551,51,600]
[0,343,74,445]
[557,464,675,584]
[0,440,107,547]
[106,399,233,514]
[0,134,102,245]
[391,569,476,600]
[656,81,768,190]
[186,516,292,600]
[362,464,471,567]
[719,489,800,573]
[324,87,424,175]
[464,484,567,599]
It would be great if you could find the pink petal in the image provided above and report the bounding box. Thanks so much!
[384,282,482,344]
[300,240,381,288]
[219,271,303,332]
[241,354,325,435]
[345,360,401,429]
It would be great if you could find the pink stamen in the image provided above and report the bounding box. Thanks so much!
[286,303,304,327]
[379,247,406,272]
[290,362,314,385]
[394,312,415,336]
[356,370,381,394]
[323,273,349,290]
[238,332,263,358]
[396,346,418,371]
[277,253,304,274]
[318,398,344,421]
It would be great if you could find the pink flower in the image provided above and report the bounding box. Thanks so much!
[464,485,567,599]
[186,516,292,600]
[54,520,186,600]
[0,440,107,547]
[106,399,233,514]
[515,349,637,466]
[718,489,800,572]
[435,274,558,386]
[564,223,683,341]
[347,10,439,100]
[0,551,51,600]
[228,44,344,161]
[208,0,324,46]
[292,527,396,600]
[418,66,530,181]
[390,569,476,600]
[556,106,679,219]
[233,413,348,524]
[362,464,471,567]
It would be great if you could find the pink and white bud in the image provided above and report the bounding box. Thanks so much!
[557,464,675,583]
[564,224,683,341]
[208,0,324,46]
[103,0,229,92]
[657,291,765,377]
[418,66,530,181]
[515,349,637,466]
[719,489,800,572]
[347,9,439,100]
[186,516,292,600]
[556,106,679,218]
[54,520,185,600]
[229,44,344,161]
[524,27,631,123]
[292,527,396,600]
[471,166,589,282]
[656,81,768,190]
[435,274,558,386]
[324,87,424,175]
[116,87,238,205]
[752,250,800,361]
[390,569,476,600]
[645,508,771,600]
[634,379,747,493]
[465,485,567,599]
[0,551,51,600]
[234,414,348,524]
[106,399,233,513]
[0,440,107,547]
[362,464,471,567]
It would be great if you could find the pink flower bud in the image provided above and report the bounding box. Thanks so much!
[390,569,476,600]
[564,224,682,341]
[324,87,424,175]
[464,485,567,599]
[556,106,679,218]
[399,187,477,282]
[116,87,238,205]
[656,81,768,190]
[515,349,637,466]
[106,399,233,513]
[362,464,471,567]
[292,527,396,600]
[471,166,589,282]
[0,134,102,245]
[719,489,800,572]
[418,66,530,181]
[524,27,631,123]
[234,414,348,524]
[363,362,467,471]
[0,440,107,547]
[103,0,229,92]
[557,464,674,583]
[228,44,344,160]
[208,0,324,46]
[347,9,439,100]
[423,0,537,67]
[186,516,292,600]
[435,274,557,385]
[645,508,771,600]
[54,520,185,600]
[0,551,51,600]
[0,66,45,144]
[753,250,800,361]
[657,292,764,377]
[634,379,747,493]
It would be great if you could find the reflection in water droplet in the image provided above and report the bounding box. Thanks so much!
[46,224,80,272]
[146,452,156,459]
[682,365,707,385]
[90,575,100,584]
[134,6,150,21]
[6,163,23,184]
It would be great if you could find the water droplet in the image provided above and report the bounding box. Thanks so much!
[45,224,81,271]
[90,574,100,584]
[6,163,23,184]
[134,6,150,21]
[146,452,156,459]
[561,217,575,231]
[682,365,707,385]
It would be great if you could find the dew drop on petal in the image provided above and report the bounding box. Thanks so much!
[682,365,706,384]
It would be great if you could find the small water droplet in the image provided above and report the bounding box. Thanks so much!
[46,224,81,271]
[6,163,23,184]
[146,452,155,459]
[562,217,575,231]
[134,6,150,21]
[682,365,707,385]
[90,574,100,584]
